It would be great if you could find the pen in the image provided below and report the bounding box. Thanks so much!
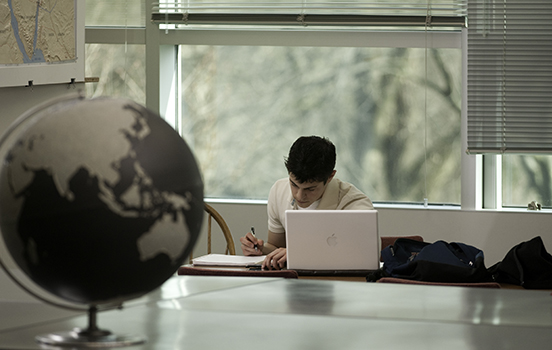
[251,226,258,252]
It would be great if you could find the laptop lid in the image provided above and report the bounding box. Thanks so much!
[285,210,380,272]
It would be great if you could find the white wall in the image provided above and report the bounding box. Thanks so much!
[203,202,552,267]
[0,84,85,133]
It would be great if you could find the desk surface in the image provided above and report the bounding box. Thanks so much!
[0,275,551,349]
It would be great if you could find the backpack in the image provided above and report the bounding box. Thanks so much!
[488,236,552,289]
[368,238,492,283]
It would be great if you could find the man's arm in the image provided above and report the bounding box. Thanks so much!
[261,230,286,254]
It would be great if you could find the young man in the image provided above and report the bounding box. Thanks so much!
[240,136,373,270]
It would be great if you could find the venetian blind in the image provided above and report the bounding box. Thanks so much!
[151,1,466,29]
[466,0,552,154]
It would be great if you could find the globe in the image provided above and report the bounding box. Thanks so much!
[0,94,203,308]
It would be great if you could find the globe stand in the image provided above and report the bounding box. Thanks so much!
[35,306,146,348]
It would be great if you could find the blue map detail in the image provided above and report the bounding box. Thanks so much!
[8,0,46,64]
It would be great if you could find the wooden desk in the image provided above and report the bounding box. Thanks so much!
[183,264,369,282]
[1,275,551,349]
[182,265,540,286]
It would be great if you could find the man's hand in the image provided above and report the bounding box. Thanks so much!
[240,231,264,256]
[262,248,287,270]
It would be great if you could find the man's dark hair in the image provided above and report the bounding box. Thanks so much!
[284,136,336,184]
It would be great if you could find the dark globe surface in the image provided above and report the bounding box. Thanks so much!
[0,95,203,305]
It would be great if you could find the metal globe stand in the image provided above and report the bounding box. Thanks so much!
[35,306,146,348]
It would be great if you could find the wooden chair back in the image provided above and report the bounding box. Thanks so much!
[188,204,236,263]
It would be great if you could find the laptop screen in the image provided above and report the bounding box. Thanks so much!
[285,210,380,272]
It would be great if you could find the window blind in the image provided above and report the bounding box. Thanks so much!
[151,1,467,28]
[466,0,552,154]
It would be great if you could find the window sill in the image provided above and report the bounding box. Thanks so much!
[479,207,552,214]
[205,198,552,214]
[206,198,268,205]
[374,203,460,211]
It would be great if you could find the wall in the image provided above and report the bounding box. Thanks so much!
[0,84,85,133]
[204,202,552,267]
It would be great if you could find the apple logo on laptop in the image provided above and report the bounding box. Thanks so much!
[326,233,338,246]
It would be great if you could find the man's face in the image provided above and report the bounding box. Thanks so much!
[288,173,334,208]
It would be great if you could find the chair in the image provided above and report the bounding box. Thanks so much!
[380,235,424,261]
[376,277,501,289]
[178,266,299,279]
[188,204,236,263]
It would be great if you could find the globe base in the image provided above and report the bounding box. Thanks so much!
[35,305,146,348]
[35,329,146,348]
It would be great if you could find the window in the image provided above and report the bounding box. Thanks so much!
[85,0,470,207]
[85,0,145,27]
[153,2,465,204]
[467,0,552,209]
[502,155,552,208]
[84,1,146,105]
[85,44,146,105]
[178,44,462,203]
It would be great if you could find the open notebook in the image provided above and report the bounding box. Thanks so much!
[285,210,380,275]
[192,254,265,267]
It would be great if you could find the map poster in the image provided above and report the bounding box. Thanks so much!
[0,0,84,88]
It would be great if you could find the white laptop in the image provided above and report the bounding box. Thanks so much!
[285,210,380,274]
